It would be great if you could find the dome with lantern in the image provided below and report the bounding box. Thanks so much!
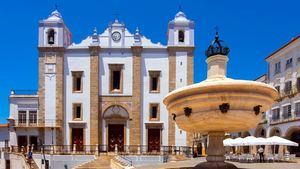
[169,11,193,27]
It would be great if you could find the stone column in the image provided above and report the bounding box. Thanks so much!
[131,46,143,145]
[89,46,101,145]
[73,144,76,154]
[95,144,99,156]
[206,132,225,162]
[115,144,118,155]
[206,54,229,79]
[195,131,237,169]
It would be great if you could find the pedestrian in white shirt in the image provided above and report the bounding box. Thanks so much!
[258,146,264,162]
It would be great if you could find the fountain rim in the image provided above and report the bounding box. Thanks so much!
[163,78,278,105]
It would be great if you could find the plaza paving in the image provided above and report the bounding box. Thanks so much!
[135,157,300,169]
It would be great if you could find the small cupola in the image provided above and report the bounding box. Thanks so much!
[173,11,189,26]
[46,10,63,22]
[205,31,230,58]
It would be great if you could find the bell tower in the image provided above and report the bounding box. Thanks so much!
[38,9,71,146]
[167,11,195,147]
[167,11,194,46]
[38,10,72,47]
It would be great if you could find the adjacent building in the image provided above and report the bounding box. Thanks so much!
[7,9,195,152]
[249,36,300,156]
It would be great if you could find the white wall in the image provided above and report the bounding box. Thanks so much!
[9,97,38,146]
[141,51,169,146]
[64,50,91,145]
[44,72,56,125]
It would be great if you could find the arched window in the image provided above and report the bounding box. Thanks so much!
[178,30,185,42]
[48,29,55,45]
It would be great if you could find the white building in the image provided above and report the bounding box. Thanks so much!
[6,9,195,154]
[247,36,300,156]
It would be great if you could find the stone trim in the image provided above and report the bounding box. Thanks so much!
[131,46,143,145]
[100,98,132,119]
[168,49,176,146]
[186,47,194,146]
[149,103,160,121]
[38,55,45,143]
[55,52,64,145]
[38,47,65,53]
[100,96,133,146]
[89,46,100,145]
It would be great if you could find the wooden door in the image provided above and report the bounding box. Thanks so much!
[17,136,27,148]
[108,124,124,152]
[5,160,10,169]
[72,128,84,151]
[148,129,161,152]
[29,136,38,150]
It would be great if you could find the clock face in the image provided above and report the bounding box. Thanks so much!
[111,31,121,42]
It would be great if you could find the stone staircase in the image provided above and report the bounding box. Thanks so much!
[75,155,113,169]
[16,153,39,169]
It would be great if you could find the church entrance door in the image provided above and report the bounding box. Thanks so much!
[148,129,161,152]
[72,128,83,151]
[17,136,27,148]
[108,124,124,152]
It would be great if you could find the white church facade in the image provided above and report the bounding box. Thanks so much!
[7,9,195,152]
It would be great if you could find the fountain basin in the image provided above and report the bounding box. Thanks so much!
[163,78,278,133]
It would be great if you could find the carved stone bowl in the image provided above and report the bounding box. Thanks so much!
[163,78,278,133]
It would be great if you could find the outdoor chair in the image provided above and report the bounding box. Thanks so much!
[225,154,231,161]
[245,154,254,163]
[284,154,296,161]
[238,154,248,163]
[273,154,281,162]
[266,154,274,162]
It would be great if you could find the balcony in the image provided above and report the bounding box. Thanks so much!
[285,63,293,70]
[276,86,299,102]
[274,69,281,75]
[283,113,292,120]
[11,90,38,95]
[295,112,300,118]
[270,115,300,125]
[14,119,62,128]
[10,90,38,98]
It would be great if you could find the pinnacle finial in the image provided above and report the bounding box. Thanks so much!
[113,12,120,21]
[214,26,220,40]
[93,27,97,35]
[55,2,58,10]
[135,27,140,34]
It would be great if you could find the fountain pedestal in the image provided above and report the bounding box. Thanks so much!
[194,132,237,169]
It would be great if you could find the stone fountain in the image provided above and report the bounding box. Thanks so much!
[163,32,278,169]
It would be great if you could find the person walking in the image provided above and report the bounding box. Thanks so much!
[258,146,264,163]
[28,150,33,167]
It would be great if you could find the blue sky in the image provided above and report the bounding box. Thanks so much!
[0,0,299,123]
